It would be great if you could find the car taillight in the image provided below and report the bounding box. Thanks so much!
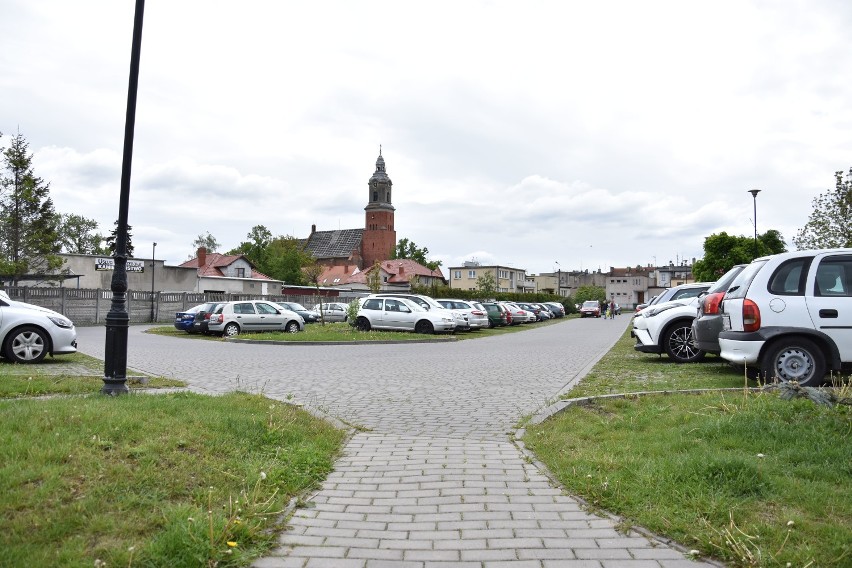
[702,292,724,315]
[471,310,485,315]
[742,299,761,332]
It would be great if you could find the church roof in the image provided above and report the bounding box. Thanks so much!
[300,228,364,259]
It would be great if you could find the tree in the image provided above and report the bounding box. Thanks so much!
[392,237,442,270]
[475,271,497,296]
[191,231,220,255]
[57,213,106,255]
[366,261,383,292]
[793,168,852,249]
[105,220,134,257]
[573,285,606,304]
[228,227,311,283]
[692,230,786,281]
[302,263,328,324]
[0,132,63,283]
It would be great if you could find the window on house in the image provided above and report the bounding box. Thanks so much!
[468,270,476,278]
[454,271,461,279]
[235,268,245,278]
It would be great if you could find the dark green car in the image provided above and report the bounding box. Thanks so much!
[481,302,509,327]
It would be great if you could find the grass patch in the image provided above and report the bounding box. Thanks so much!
[526,326,852,567]
[149,318,568,343]
[0,352,185,398]
[0,391,347,567]
[565,326,753,398]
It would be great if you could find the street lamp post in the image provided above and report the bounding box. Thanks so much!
[749,189,761,258]
[102,0,145,396]
[555,261,561,297]
[150,242,157,322]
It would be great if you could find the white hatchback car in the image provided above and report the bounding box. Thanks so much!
[435,299,489,330]
[355,297,456,334]
[208,300,305,337]
[0,291,77,363]
[718,249,852,386]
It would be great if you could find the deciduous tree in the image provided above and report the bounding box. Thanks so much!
[392,237,441,270]
[191,231,220,254]
[692,230,786,281]
[793,168,852,249]
[475,271,497,296]
[57,213,106,255]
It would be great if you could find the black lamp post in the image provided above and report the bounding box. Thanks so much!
[150,242,157,322]
[748,189,761,258]
[102,0,145,396]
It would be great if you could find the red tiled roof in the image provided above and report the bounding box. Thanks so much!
[180,253,273,280]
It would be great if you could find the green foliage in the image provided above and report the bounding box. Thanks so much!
[392,237,441,270]
[191,231,220,254]
[0,132,64,283]
[794,168,852,249]
[573,285,606,304]
[366,261,382,292]
[475,271,497,295]
[105,219,134,257]
[56,213,106,255]
[228,226,312,284]
[692,230,787,281]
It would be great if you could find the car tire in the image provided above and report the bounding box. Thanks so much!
[415,320,434,334]
[355,317,371,332]
[5,325,49,364]
[223,323,240,337]
[760,337,826,387]
[285,321,300,333]
[663,321,705,363]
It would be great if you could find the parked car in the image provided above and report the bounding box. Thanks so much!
[277,301,320,324]
[0,290,77,363]
[638,283,712,315]
[481,301,509,327]
[355,297,456,334]
[632,295,708,363]
[579,300,601,318]
[543,302,566,318]
[371,293,468,330]
[175,302,225,333]
[691,265,748,354]
[311,302,351,323]
[208,300,305,337]
[188,302,227,335]
[718,249,852,386]
[436,299,489,330]
[500,301,535,324]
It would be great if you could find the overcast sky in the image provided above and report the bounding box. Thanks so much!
[2,0,850,276]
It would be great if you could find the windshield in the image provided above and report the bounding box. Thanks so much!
[288,303,308,311]
[582,301,598,308]
[706,265,746,294]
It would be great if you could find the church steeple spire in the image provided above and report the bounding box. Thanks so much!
[363,148,396,267]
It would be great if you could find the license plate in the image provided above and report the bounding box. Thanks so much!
[722,313,731,331]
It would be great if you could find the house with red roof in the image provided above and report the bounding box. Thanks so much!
[180,247,286,295]
[316,259,445,292]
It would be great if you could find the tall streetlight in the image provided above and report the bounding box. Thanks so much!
[749,189,761,258]
[555,261,561,296]
[102,0,145,396]
[150,242,157,322]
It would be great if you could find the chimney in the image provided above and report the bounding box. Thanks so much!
[311,224,316,234]
[398,264,404,275]
[197,247,206,268]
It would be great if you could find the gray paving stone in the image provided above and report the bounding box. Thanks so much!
[73,321,717,568]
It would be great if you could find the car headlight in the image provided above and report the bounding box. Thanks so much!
[645,305,676,318]
[49,316,73,328]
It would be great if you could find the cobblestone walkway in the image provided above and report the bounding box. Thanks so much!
[75,321,719,567]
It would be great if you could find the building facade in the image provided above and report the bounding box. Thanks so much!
[448,262,534,293]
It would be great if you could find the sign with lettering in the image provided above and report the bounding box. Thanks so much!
[95,258,145,272]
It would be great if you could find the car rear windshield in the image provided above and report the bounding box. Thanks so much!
[724,260,768,299]
[706,265,745,294]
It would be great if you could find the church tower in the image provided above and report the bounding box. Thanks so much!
[361,148,396,267]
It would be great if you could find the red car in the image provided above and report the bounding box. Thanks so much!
[579,300,601,318]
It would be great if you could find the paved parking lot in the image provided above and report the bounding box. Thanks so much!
[75,319,717,567]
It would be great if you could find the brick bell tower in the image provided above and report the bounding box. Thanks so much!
[361,147,396,267]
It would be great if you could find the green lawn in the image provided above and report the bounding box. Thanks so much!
[525,328,851,567]
[0,391,347,567]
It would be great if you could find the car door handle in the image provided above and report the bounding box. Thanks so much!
[819,309,838,318]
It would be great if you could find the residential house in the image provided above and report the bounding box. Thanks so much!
[448,261,534,293]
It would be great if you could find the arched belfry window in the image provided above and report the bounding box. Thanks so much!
[373,191,378,201]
